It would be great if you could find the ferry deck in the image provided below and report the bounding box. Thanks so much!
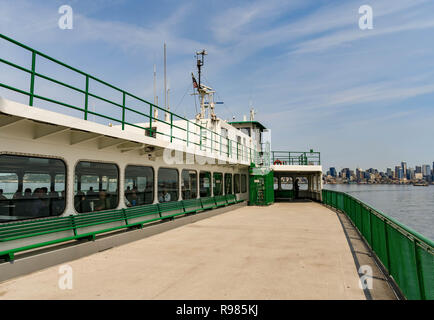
[0,34,432,300]
[0,202,397,300]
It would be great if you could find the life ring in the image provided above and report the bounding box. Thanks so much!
[273,159,282,165]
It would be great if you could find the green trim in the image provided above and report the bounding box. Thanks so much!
[228,120,267,130]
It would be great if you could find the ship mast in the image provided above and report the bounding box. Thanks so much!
[192,50,216,121]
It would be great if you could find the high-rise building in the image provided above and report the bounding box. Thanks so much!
[407,168,415,180]
[395,166,401,180]
[386,168,393,178]
[415,166,422,174]
[329,167,337,178]
[422,165,431,177]
[401,162,407,180]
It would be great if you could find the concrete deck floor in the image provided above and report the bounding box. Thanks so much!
[0,202,396,299]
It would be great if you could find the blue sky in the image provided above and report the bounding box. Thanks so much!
[0,0,433,171]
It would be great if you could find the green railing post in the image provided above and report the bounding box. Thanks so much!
[186,121,189,146]
[149,104,153,137]
[121,92,126,130]
[29,51,36,106]
[70,215,77,236]
[170,113,173,142]
[84,75,89,120]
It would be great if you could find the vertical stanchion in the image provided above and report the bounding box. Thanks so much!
[122,92,126,130]
[149,104,153,137]
[29,51,36,106]
[84,75,89,120]
[170,114,173,142]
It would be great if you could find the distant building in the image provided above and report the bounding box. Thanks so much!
[401,162,407,180]
[415,166,422,174]
[386,168,393,178]
[407,168,415,180]
[422,165,431,177]
[395,166,403,180]
[329,167,337,178]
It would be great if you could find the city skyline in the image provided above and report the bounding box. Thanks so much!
[326,160,434,184]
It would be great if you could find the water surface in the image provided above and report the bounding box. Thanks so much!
[324,184,434,241]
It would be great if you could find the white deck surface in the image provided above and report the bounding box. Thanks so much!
[0,202,367,300]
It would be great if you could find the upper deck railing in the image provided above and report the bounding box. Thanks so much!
[272,150,321,165]
[0,33,258,164]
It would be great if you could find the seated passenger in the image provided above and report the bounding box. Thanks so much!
[0,189,9,216]
[94,190,111,211]
[87,187,98,199]
[128,190,138,206]
[0,189,7,201]
[159,189,171,202]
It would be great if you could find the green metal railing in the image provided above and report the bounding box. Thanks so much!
[272,150,320,165]
[0,33,258,163]
[322,189,433,300]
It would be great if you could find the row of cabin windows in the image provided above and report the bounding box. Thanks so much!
[0,154,247,223]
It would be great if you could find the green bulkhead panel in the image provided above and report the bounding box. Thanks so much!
[248,170,274,206]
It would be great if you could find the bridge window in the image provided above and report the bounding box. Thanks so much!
[200,171,211,197]
[158,168,178,202]
[0,154,66,222]
[240,127,251,137]
[234,174,241,193]
[182,169,197,200]
[281,177,293,190]
[241,174,247,193]
[213,172,223,196]
[125,165,154,207]
[225,173,232,194]
[74,161,119,213]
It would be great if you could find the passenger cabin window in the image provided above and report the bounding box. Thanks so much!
[182,170,197,200]
[221,128,228,138]
[241,174,247,193]
[158,168,178,202]
[213,172,223,196]
[124,165,154,207]
[241,127,251,137]
[234,174,241,194]
[0,155,66,222]
[74,161,119,213]
[225,173,232,194]
[199,171,211,197]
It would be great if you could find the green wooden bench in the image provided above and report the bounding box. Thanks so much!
[215,195,228,207]
[0,196,243,261]
[0,209,132,261]
[182,199,203,214]
[201,197,217,210]
[225,194,236,205]
[124,204,161,226]
[157,201,185,219]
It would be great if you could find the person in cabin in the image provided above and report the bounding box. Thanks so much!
[294,179,300,199]
[0,189,8,216]
[94,190,111,211]
[0,189,7,201]
[159,189,171,202]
